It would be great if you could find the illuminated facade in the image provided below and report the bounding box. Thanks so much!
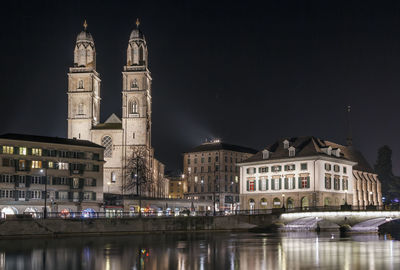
[239,137,382,210]
[183,140,257,211]
[0,133,104,216]
[67,21,167,197]
[167,176,185,199]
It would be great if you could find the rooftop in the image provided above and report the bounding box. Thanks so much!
[185,141,258,155]
[0,133,103,149]
[242,136,374,173]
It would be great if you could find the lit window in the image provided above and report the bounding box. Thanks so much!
[32,148,42,156]
[2,146,13,154]
[58,162,69,170]
[31,161,42,169]
[48,161,54,169]
[19,147,27,155]
[300,177,309,189]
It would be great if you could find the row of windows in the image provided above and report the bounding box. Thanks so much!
[0,190,97,201]
[0,175,97,187]
[246,177,310,191]
[325,176,349,190]
[188,184,238,193]
[2,158,100,172]
[1,146,100,160]
[247,163,308,174]
[191,175,239,183]
[325,163,347,174]
[189,165,239,174]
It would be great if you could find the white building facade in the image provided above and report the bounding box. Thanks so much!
[67,21,167,197]
[239,137,382,210]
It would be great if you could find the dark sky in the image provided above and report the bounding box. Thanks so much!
[1,0,400,173]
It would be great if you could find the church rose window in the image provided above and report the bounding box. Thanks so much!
[102,136,113,158]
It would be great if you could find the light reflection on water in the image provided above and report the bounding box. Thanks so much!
[0,232,399,270]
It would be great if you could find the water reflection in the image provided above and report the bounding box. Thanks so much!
[0,232,399,270]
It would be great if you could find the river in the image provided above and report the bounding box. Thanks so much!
[0,232,399,269]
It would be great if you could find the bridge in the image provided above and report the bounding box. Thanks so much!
[278,208,400,232]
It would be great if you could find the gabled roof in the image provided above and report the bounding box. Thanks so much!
[0,133,103,148]
[185,142,257,154]
[92,113,122,130]
[242,136,374,173]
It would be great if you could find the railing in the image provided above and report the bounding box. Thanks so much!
[3,205,399,220]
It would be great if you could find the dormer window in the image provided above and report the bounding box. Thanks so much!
[332,148,341,157]
[288,146,296,157]
[262,150,269,159]
[283,139,289,149]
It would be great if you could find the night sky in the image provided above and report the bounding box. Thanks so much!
[2,0,400,173]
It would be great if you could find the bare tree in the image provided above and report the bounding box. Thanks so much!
[123,146,153,216]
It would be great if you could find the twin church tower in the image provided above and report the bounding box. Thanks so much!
[67,20,166,196]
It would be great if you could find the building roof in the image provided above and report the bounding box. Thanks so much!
[0,133,103,149]
[76,30,94,44]
[185,141,258,154]
[242,136,374,173]
[92,113,123,130]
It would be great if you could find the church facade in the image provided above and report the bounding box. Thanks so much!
[67,21,168,198]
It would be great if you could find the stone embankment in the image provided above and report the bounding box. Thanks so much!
[0,214,279,238]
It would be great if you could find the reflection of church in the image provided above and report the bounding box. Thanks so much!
[67,20,167,197]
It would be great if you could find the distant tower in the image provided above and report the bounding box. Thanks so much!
[67,20,101,140]
[122,18,152,149]
[346,105,353,147]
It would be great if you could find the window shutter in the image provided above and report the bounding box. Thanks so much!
[27,148,32,155]
[92,179,97,187]
[271,179,275,190]
[0,147,2,154]
[298,177,301,189]
[68,192,72,201]
[306,177,310,188]
[93,192,96,201]
[26,176,31,187]
[69,178,73,188]
[246,181,249,191]
[284,178,288,189]
[26,160,32,171]
[55,191,59,200]
[14,190,18,201]
[14,147,19,154]
[266,179,269,190]
[258,179,262,191]
[279,178,282,190]
[79,192,84,201]
[25,191,30,201]
[79,178,84,189]
[42,191,46,200]
[14,175,19,187]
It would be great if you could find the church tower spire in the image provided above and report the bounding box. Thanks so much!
[67,21,101,140]
[121,19,152,149]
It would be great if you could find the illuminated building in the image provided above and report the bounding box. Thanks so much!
[239,137,382,210]
[0,133,104,216]
[183,139,257,211]
[67,20,167,198]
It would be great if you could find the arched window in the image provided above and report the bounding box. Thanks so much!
[101,136,113,158]
[78,103,84,115]
[111,172,116,183]
[139,46,144,63]
[131,79,138,89]
[78,80,84,89]
[129,99,138,114]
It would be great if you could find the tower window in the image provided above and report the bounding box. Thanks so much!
[129,99,138,115]
[111,172,116,183]
[78,80,84,89]
[101,136,113,158]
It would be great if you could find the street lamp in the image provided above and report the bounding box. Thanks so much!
[40,169,48,219]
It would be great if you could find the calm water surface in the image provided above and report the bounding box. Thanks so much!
[0,232,399,270]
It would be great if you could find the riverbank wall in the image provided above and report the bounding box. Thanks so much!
[0,214,279,238]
